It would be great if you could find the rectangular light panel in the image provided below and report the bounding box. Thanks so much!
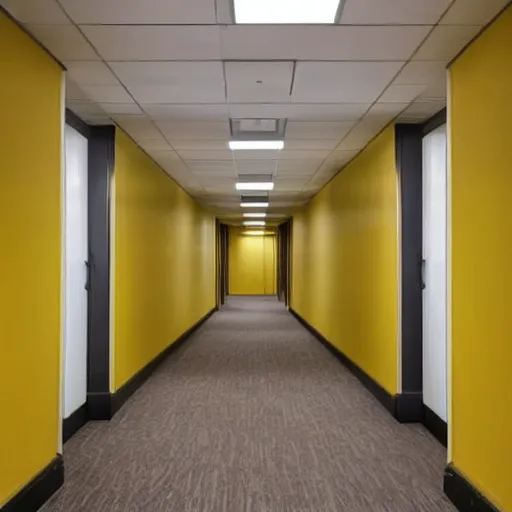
[230,141,284,150]
[236,182,274,191]
[240,202,269,208]
[244,221,266,226]
[243,213,267,218]
[233,0,341,24]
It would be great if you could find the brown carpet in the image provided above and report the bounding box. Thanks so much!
[43,296,455,512]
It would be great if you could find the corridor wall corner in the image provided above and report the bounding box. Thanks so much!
[444,4,512,512]
[0,9,64,509]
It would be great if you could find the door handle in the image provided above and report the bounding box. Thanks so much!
[85,260,91,291]
[420,258,426,290]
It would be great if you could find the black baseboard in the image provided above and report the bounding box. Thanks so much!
[2,455,63,512]
[394,392,423,423]
[62,403,87,443]
[87,307,217,421]
[423,405,448,447]
[444,464,499,512]
[290,308,396,416]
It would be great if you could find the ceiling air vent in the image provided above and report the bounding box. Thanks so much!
[230,118,286,141]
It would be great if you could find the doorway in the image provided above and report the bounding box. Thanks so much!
[62,121,89,442]
[422,122,448,441]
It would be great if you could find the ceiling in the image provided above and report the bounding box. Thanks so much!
[2,0,508,223]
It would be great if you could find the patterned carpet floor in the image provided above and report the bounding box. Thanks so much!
[43,296,455,511]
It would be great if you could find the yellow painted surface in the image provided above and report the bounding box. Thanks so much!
[0,13,62,504]
[291,126,399,394]
[229,228,276,295]
[114,130,216,390]
[449,6,512,510]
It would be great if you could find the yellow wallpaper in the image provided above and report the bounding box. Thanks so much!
[0,13,63,504]
[114,130,216,390]
[291,126,399,394]
[449,5,512,510]
[229,228,276,295]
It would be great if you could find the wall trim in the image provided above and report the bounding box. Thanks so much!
[62,403,88,444]
[423,405,448,447]
[2,455,63,512]
[65,108,90,139]
[422,108,447,136]
[395,124,424,402]
[444,464,500,512]
[88,307,217,420]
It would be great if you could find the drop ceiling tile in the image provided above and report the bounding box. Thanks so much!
[379,84,426,103]
[110,62,226,104]
[67,102,105,116]
[394,61,447,85]
[362,102,410,125]
[100,103,142,115]
[186,160,235,171]
[340,0,451,24]
[27,25,99,61]
[65,61,118,86]
[326,150,359,163]
[413,24,481,62]
[143,104,229,121]
[115,115,162,140]
[220,25,430,61]
[418,81,447,100]
[229,103,370,121]
[284,139,340,150]
[82,25,222,61]
[285,121,354,139]
[192,169,237,178]
[66,79,89,101]
[0,0,70,23]
[171,140,230,150]
[336,122,380,151]
[292,62,403,103]
[400,100,446,119]
[60,0,216,23]
[177,150,233,161]
[440,0,510,25]
[137,138,173,151]
[225,62,293,103]
[277,159,324,172]
[78,115,113,125]
[233,150,282,160]
[147,150,183,168]
[235,160,277,174]
[279,149,331,159]
[157,121,230,140]
[80,85,132,103]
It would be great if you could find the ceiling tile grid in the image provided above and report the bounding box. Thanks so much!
[1,0,505,223]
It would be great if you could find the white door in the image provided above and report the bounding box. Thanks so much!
[63,124,89,419]
[422,124,448,422]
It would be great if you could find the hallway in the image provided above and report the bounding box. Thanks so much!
[43,297,453,512]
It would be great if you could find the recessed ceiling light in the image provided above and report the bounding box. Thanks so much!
[240,202,269,208]
[229,141,284,150]
[233,0,342,24]
[243,213,267,218]
[236,182,274,191]
[244,230,266,236]
[244,221,266,226]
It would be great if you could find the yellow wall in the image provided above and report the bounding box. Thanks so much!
[229,228,276,295]
[113,130,216,390]
[0,13,62,504]
[449,6,512,510]
[291,126,399,394]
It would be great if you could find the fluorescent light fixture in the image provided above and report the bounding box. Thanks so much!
[233,0,342,24]
[236,182,274,191]
[243,213,267,218]
[229,141,284,151]
[244,230,266,236]
[240,202,269,208]
[244,221,266,226]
